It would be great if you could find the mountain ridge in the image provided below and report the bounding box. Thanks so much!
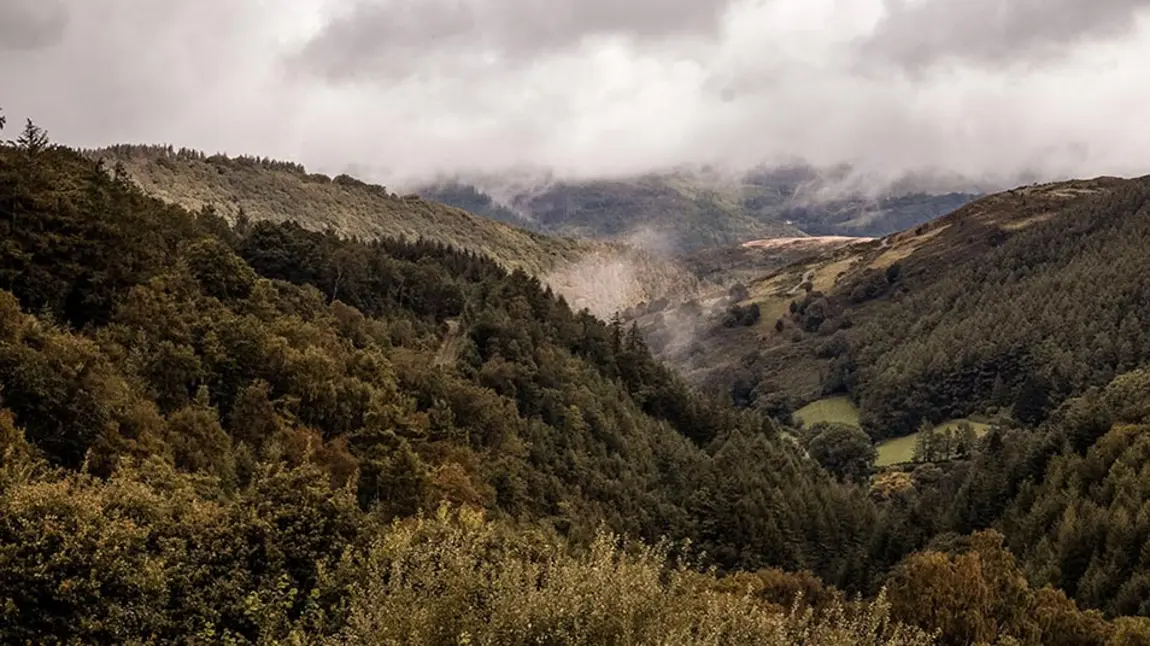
[419,166,981,253]
[92,144,703,317]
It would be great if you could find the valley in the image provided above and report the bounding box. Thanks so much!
[5,115,1150,644]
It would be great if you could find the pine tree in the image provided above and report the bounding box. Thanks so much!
[1015,374,1052,427]
[16,119,49,155]
[913,419,938,463]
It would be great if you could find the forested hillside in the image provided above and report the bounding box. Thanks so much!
[638,177,1150,441]
[97,145,701,317]
[9,115,1150,644]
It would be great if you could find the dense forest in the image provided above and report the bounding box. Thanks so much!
[658,177,1150,441]
[6,113,1150,644]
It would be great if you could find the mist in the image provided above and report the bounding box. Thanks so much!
[3,0,1150,191]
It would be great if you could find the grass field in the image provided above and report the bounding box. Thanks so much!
[875,419,992,467]
[793,399,995,467]
[793,397,861,428]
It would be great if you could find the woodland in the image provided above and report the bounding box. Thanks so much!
[4,113,1150,644]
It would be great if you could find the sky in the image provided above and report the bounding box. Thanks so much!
[2,0,1150,191]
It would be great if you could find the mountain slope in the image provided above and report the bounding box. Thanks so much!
[740,166,980,237]
[0,136,880,594]
[94,146,701,317]
[629,176,1149,440]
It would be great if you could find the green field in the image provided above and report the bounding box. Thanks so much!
[793,397,861,428]
[793,399,994,467]
[875,420,992,467]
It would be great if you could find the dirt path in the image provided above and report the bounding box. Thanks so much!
[788,269,815,296]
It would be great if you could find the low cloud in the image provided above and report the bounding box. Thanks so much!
[3,0,1150,193]
[861,0,1150,71]
[294,0,731,81]
[0,0,69,51]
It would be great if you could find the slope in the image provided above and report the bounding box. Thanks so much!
[423,174,805,253]
[628,176,1150,442]
[0,130,883,599]
[94,145,701,317]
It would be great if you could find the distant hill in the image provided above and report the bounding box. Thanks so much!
[420,167,980,253]
[739,166,980,237]
[94,146,701,317]
[422,175,805,253]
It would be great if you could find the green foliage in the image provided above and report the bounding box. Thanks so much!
[340,507,936,646]
[0,139,920,641]
[803,422,876,483]
[0,451,360,644]
[1000,416,1150,617]
[846,180,1150,439]
[912,421,980,464]
[887,531,1117,646]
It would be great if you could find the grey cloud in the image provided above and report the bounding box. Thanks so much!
[862,0,1150,70]
[0,1,300,152]
[0,0,69,51]
[294,0,732,80]
[4,0,1150,199]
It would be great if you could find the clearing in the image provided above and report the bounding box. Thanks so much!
[875,419,993,467]
[793,397,861,428]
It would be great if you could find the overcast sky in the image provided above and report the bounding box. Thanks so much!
[2,0,1150,190]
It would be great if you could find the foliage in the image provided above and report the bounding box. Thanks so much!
[339,507,936,646]
[886,531,1124,646]
[93,145,700,318]
[803,422,877,483]
[846,180,1150,439]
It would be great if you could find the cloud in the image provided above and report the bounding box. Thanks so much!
[0,0,69,51]
[2,0,1150,195]
[294,0,732,81]
[861,0,1150,71]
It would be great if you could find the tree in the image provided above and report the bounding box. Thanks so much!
[1015,374,1052,427]
[954,422,978,459]
[803,422,876,483]
[16,119,49,155]
[912,420,940,463]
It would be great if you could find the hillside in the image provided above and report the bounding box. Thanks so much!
[630,176,1149,441]
[0,125,912,643]
[420,167,978,254]
[741,166,980,237]
[95,146,701,317]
